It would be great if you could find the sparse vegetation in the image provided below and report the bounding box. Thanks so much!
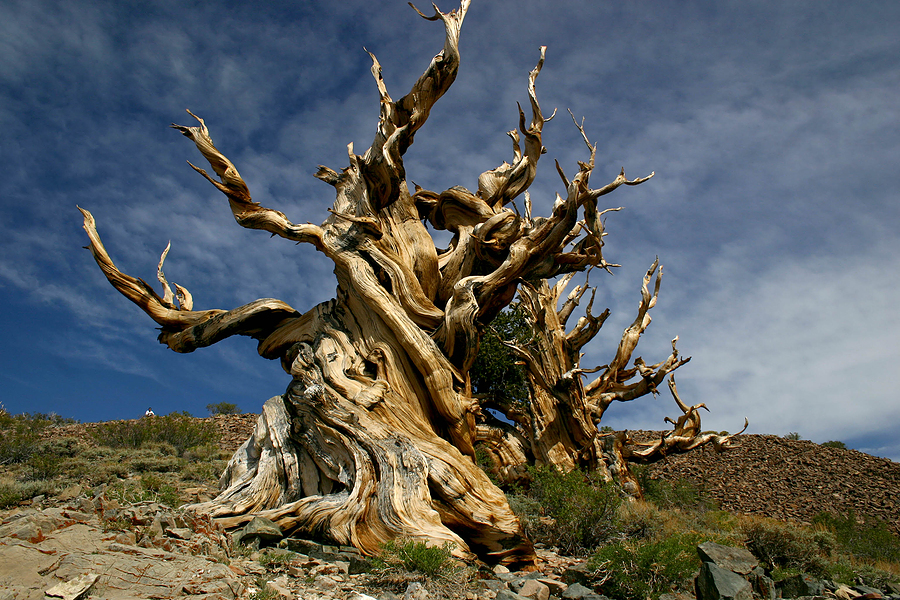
[589,532,708,600]
[784,432,802,440]
[376,538,458,578]
[90,412,217,455]
[0,407,76,466]
[207,402,242,416]
[258,549,298,568]
[508,466,620,555]
[812,511,900,565]
[1,407,897,600]
[634,465,715,511]
[370,538,471,599]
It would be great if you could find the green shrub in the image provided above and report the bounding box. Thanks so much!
[820,440,847,449]
[589,532,705,600]
[377,538,457,578]
[742,517,827,576]
[0,411,50,465]
[524,466,621,555]
[125,449,182,473]
[248,576,282,600]
[784,432,801,441]
[506,492,547,543]
[23,452,65,481]
[207,402,242,416]
[91,413,216,455]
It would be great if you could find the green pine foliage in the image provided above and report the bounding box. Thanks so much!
[469,304,532,414]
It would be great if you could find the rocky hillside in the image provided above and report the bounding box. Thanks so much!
[638,431,900,533]
[48,416,900,533]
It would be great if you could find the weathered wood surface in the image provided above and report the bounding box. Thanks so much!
[80,0,739,566]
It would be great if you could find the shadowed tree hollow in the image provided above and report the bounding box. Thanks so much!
[80,0,743,567]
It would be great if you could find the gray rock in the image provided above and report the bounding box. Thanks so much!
[696,562,753,600]
[854,585,885,597]
[562,563,593,586]
[235,516,283,548]
[697,542,758,576]
[44,573,100,600]
[519,579,551,600]
[404,581,429,600]
[497,591,530,600]
[563,583,595,599]
[749,568,775,600]
[776,574,825,598]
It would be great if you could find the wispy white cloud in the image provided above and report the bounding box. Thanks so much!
[2,0,898,461]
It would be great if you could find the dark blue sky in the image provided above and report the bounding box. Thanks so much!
[2,0,898,460]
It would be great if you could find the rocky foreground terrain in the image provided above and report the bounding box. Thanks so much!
[0,415,896,600]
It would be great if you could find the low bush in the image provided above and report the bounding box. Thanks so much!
[742,516,829,576]
[106,477,181,508]
[589,532,705,600]
[616,500,665,540]
[524,466,621,555]
[377,538,457,578]
[0,479,57,508]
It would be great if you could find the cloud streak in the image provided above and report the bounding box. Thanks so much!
[2,0,898,459]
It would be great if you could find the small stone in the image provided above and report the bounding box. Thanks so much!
[165,527,193,540]
[114,531,137,545]
[562,563,592,586]
[404,581,430,600]
[496,590,529,600]
[57,484,84,501]
[538,578,567,594]
[315,575,340,591]
[519,579,550,600]
[563,583,594,599]
[265,575,293,599]
[494,564,511,574]
[44,573,100,600]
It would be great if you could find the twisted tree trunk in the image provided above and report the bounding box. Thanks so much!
[79,0,741,566]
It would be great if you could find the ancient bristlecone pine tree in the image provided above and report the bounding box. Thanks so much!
[80,1,743,567]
